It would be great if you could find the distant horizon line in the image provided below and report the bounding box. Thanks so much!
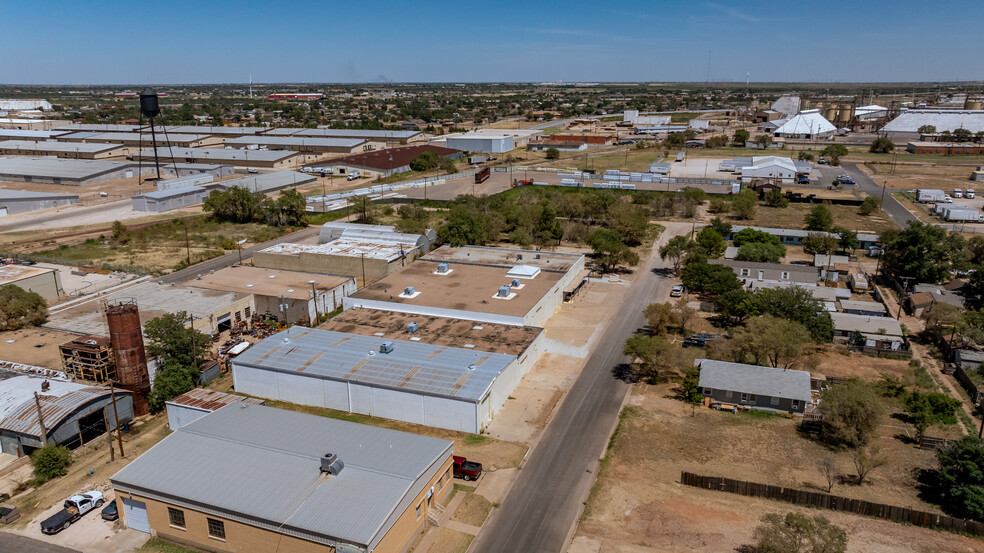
[1,80,982,88]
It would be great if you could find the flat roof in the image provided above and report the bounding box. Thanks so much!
[838,300,888,313]
[187,266,353,301]
[78,132,212,143]
[322,308,542,355]
[112,402,452,550]
[0,130,70,140]
[0,157,134,180]
[424,245,582,272]
[327,145,461,171]
[0,264,54,285]
[224,136,366,148]
[0,189,79,201]
[165,388,264,412]
[236,327,516,402]
[352,259,563,318]
[211,170,315,193]
[54,124,140,132]
[260,240,417,262]
[44,281,250,337]
[160,126,268,136]
[829,313,903,336]
[267,128,421,139]
[696,359,812,403]
[0,140,124,153]
[131,185,206,200]
[135,147,297,162]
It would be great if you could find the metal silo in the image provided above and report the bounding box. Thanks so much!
[838,104,854,125]
[965,98,984,111]
[823,105,838,122]
[106,299,150,415]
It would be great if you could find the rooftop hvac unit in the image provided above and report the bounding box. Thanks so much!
[404,286,415,296]
[406,322,419,333]
[437,262,451,274]
[516,254,523,260]
[511,279,521,287]
[498,285,511,297]
[380,341,394,354]
[320,452,344,475]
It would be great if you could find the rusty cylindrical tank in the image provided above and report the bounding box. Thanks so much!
[105,299,150,415]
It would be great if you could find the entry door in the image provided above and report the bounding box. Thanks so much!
[121,498,150,533]
[740,393,749,403]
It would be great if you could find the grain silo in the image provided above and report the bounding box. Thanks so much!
[106,299,150,415]
[837,104,854,125]
[965,97,984,111]
[823,105,838,122]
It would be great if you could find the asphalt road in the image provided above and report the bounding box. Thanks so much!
[841,161,917,228]
[0,533,80,553]
[469,225,684,553]
[159,225,321,284]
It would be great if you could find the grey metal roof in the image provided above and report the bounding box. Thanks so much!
[0,189,80,200]
[111,402,452,550]
[224,136,366,148]
[709,259,820,277]
[0,370,127,438]
[695,359,812,402]
[234,327,516,402]
[729,226,878,243]
[82,132,211,143]
[54,123,140,132]
[0,140,124,153]
[882,109,984,134]
[0,157,134,179]
[135,147,297,162]
[211,170,315,193]
[838,300,887,313]
[265,128,420,139]
[160,126,268,135]
[829,312,903,336]
[132,185,206,200]
[0,129,70,140]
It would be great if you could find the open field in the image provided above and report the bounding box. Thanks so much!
[722,201,898,234]
[864,161,983,191]
[575,384,980,553]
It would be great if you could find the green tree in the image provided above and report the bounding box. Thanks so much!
[681,366,703,412]
[532,200,564,248]
[733,129,750,145]
[731,316,812,369]
[623,333,674,383]
[834,227,859,253]
[731,188,757,220]
[820,144,849,166]
[438,205,502,247]
[853,445,886,485]
[880,221,967,283]
[934,436,984,521]
[111,220,130,245]
[30,445,73,485]
[261,189,306,227]
[917,125,936,135]
[0,284,48,331]
[508,228,533,249]
[869,136,895,153]
[203,186,261,223]
[544,148,560,160]
[904,391,960,440]
[805,204,834,231]
[756,134,774,148]
[714,288,760,325]
[753,512,848,553]
[858,196,881,216]
[708,217,732,238]
[733,228,784,249]
[755,286,834,342]
[696,227,726,258]
[587,229,639,272]
[819,379,885,447]
[954,128,973,142]
[679,187,708,205]
[802,231,838,255]
[798,151,815,161]
[765,188,789,208]
[409,150,441,171]
[148,364,197,414]
[394,204,430,234]
[681,261,742,295]
[736,241,784,263]
[644,302,679,336]
[705,135,727,148]
[143,311,211,370]
[660,235,692,275]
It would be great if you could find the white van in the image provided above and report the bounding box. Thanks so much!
[954,188,963,198]
[967,189,976,199]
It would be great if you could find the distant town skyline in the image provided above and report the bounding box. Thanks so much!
[1,0,982,85]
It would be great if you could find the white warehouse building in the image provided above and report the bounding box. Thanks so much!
[232,326,545,434]
[443,134,515,154]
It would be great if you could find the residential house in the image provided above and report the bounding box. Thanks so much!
[695,359,812,414]
[830,312,905,351]
[709,259,820,286]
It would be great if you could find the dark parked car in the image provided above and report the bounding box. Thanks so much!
[682,333,718,348]
[101,500,118,522]
[452,455,483,481]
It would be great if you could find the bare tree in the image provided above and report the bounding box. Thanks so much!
[853,446,886,485]
[818,454,838,493]
[674,303,697,334]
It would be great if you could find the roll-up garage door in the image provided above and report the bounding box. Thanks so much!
[121,497,150,533]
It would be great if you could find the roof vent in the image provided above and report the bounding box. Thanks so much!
[404,286,415,296]
[321,452,344,475]
[511,279,521,287]
[497,285,511,297]
[437,262,451,274]
[535,254,541,259]
[468,364,477,371]
[517,254,523,260]
[41,380,50,392]
[406,322,419,333]
[380,341,394,354]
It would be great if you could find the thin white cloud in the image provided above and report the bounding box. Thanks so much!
[704,2,762,23]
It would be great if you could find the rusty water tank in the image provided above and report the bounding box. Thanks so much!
[105,299,150,415]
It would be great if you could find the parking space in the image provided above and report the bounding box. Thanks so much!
[8,490,147,553]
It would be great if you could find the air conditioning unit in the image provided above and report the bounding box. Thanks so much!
[404,286,415,296]
[406,322,419,333]
[511,279,521,287]
[497,285,511,297]
[380,341,394,354]
[437,262,451,274]
[321,452,344,475]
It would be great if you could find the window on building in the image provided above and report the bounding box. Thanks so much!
[725,390,733,399]
[771,396,780,406]
[207,518,225,540]
[792,400,800,410]
[416,503,422,519]
[702,388,712,395]
[781,272,790,280]
[235,311,242,323]
[740,269,750,277]
[168,508,185,529]
[244,306,251,319]
[749,394,757,402]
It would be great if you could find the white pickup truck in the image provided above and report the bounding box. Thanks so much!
[41,491,104,534]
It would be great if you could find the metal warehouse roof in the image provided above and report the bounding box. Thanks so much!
[260,240,415,261]
[772,110,836,135]
[235,327,516,402]
[131,185,206,200]
[0,140,124,153]
[0,130,70,140]
[882,109,984,134]
[0,370,128,437]
[54,124,140,132]
[111,402,452,549]
[160,126,268,136]
[0,189,80,200]
[165,388,264,412]
[135,147,297,162]
[0,157,134,179]
[267,128,421,139]
[210,170,315,193]
[695,359,812,402]
[224,136,366,148]
[729,226,879,244]
[81,132,212,143]
[830,313,903,336]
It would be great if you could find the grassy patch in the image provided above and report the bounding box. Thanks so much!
[449,492,493,527]
[727,202,898,234]
[463,434,491,446]
[426,528,474,553]
[583,406,638,521]
[138,538,207,553]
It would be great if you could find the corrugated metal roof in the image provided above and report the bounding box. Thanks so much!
[0,189,79,201]
[266,128,421,139]
[838,300,887,313]
[166,388,264,411]
[135,147,297,162]
[234,327,515,402]
[696,359,812,402]
[0,140,124,153]
[161,126,267,136]
[210,170,315,193]
[111,402,452,549]
[0,372,128,437]
[0,157,134,179]
[830,313,903,336]
[882,109,984,134]
[224,136,366,148]
[131,185,206,200]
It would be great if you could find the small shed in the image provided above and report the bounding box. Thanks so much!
[164,388,264,431]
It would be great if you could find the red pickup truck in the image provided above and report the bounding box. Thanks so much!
[452,455,482,481]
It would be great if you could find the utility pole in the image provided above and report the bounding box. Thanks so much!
[184,224,191,266]
[309,280,318,326]
[189,312,198,375]
[104,416,115,462]
[880,180,887,205]
[896,276,914,319]
[108,380,124,457]
[34,392,48,447]
[361,253,367,289]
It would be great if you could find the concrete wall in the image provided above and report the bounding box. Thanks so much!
[190,296,255,335]
[253,251,409,288]
[341,297,527,327]
[6,270,62,300]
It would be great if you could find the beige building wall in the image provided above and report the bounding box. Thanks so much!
[253,251,413,288]
[189,295,255,335]
[116,454,453,553]
[7,270,62,301]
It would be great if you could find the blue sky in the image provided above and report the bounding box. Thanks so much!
[1,0,982,84]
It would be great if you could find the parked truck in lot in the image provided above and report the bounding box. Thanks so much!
[452,456,483,481]
[41,492,104,535]
[917,189,946,203]
[475,166,491,184]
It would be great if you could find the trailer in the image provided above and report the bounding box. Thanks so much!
[943,207,982,222]
[475,166,490,184]
[917,189,946,203]
[468,156,487,165]
[675,151,686,162]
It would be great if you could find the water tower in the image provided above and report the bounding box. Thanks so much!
[105,299,151,415]
[140,88,163,181]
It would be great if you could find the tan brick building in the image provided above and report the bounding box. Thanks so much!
[111,402,454,553]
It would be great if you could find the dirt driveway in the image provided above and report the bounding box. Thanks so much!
[9,489,147,553]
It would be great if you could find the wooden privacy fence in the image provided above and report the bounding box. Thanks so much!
[680,471,984,537]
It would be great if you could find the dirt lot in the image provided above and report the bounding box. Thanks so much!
[725,201,898,235]
[864,162,983,192]
[811,350,914,382]
[574,385,982,553]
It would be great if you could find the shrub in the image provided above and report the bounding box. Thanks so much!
[31,445,73,485]
[545,148,560,160]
